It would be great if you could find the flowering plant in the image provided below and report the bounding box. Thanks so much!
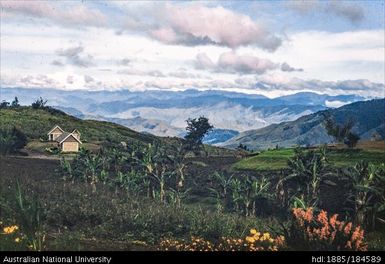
[0,221,26,250]
[285,208,367,251]
[157,230,285,251]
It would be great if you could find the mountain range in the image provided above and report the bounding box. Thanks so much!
[1,87,366,143]
[221,99,385,150]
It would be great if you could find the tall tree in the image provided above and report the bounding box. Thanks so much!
[184,116,213,147]
[0,100,10,109]
[31,97,47,109]
[324,117,360,148]
[11,97,20,108]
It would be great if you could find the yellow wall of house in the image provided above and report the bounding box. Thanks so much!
[49,128,63,141]
[61,141,79,152]
[73,132,80,140]
[51,133,62,140]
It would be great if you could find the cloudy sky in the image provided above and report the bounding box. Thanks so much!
[1,0,384,97]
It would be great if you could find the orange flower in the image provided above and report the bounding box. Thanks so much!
[344,223,352,235]
[346,241,352,249]
[329,214,338,229]
[317,210,328,225]
[304,208,313,222]
[351,226,361,241]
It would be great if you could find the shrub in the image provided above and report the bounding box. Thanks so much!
[282,208,367,251]
[0,127,27,155]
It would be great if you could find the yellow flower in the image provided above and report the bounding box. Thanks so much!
[15,238,21,243]
[263,232,270,239]
[246,236,255,243]
[3,225,18,234]
[250,229,257,235]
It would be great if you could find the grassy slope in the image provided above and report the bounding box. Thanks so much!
[0,107,159,144]
[0,107,237,157]
[233,142,385,171]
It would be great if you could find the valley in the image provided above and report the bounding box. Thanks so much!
[1,88,364,144]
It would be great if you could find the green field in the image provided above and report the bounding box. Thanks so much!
[233,148,294,170]
[233,144,385,171]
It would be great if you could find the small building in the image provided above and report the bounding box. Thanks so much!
[47,125,65,141]
[71,129,81,140]
[56,132,82,152]
[47,125,82,152]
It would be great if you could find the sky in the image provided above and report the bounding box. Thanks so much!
[1,0,384,98]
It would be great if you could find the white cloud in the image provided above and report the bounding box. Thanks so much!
[281,62,303,72]
[1,2,383,98]
[56,46,95,67]
[325,100,351,108]
[195,53,216,70]
[1,0,107,27]
[149,3,282,50]
[217,52,278,74]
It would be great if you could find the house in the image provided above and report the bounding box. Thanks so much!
[47,125,65,141]
[47,125,82,152]
[56,132,82,152]
[71,129,81,140]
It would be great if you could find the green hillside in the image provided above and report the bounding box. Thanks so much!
[224,99,385,150]
[0,107,156,144]
[234,142,385,171]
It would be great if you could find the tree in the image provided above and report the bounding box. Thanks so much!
[237,143,249,151]
[31,97,47,109]
[345,132,360,148]
[0,100,10,109]
[184,116,213,147]
[11,97,20,108]
[324,117,359,148]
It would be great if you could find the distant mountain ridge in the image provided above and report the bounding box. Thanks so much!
[221,99,385,150]
[1,87,366,144]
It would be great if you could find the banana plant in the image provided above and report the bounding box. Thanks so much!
[280,147,328,209]
[344,162,385,228]
[230,178,243,213]
[60,157,73,181]
[84,154,102,193]
[171,143,188,188]
[210,171,234,197]
[168,187,191,208]
[250,175,272,215]
[208,171,234,211]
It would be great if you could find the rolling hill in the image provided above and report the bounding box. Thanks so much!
[1,88,365,143]
[0,106,237,157]
[222,99,385,150]
[0,106,156,144]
